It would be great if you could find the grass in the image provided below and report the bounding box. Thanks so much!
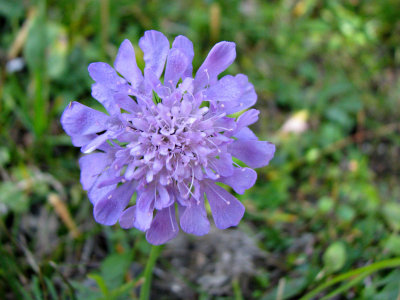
[1,0,400,299]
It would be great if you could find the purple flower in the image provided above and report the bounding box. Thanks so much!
[61,30,275,245]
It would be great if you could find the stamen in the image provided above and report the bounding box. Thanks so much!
[204,68,210,87]
[183,183,196,198]
[214,127,233,132]
[187,91,196,102]
[185,167,195,197]
[169,206,176,232]
[206,138,222,153]
[208,184,230,205]
[233,161,242,168]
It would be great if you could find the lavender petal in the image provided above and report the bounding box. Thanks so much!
[114,39,143,88]
[228,140,275,168]
[194,41,236,92]
[203,181,245,230]
[146,205,179,245]
[139,30,170,79]
[94,182,136,225]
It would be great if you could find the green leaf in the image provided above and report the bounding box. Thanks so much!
[0,147,10,167]
[88,274,109,297]
[336,205,355,223]
[100,252,133,291]
[383,235,400,256]
[0,182,29,214]
[323,242,347,273]
[109,280,137,298]
[261,277,308,300]
[382,203,400,231]
[317,196,334,213]
[0,0,24,18]
[46,22,68,80]
[374,270,400,300]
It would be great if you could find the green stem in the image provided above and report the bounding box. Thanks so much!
[139,245,164,300]
[232,278,243,300]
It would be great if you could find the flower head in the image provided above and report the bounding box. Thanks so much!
[61,31,275,245]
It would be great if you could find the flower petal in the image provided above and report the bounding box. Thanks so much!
[164,48,190,88]
[220,75,257,114]
[146,205,179,245]
[81,132,112,154]
[91,83,120,115]
[234,127,258,140]
[236,109,259,130]
[228,140,275,168]
[203,181,245,230]
[88,62,125,88]
[79,153,110,190]
[88,172,117,205]
[119,205,136,229]
[143,68,170,98]
[194,41,236,92]
[154,184,173,210]
[93,182,136,225]
[219,167,257,194]
[172,35,194,78]
[113,93,140,113]
[180,197,210,236]
[209,153,233,177]
[61,101,109,136]
[139,30,170,78]
[70,134,97,147]
[114,39,143,87]
[204,75,241,102]
[134,186,155,231]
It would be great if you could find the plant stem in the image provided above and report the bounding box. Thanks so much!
[139,245,164,300]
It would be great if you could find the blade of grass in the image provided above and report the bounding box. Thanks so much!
[33,0,48,139]
[49,261,77,300]
[100,0,109,59]
[320,271,369,300]
[300,257,400,300]
[23,0,49,139]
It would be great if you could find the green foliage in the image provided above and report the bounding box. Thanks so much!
[323,242,347,274]
[1,0,400,299]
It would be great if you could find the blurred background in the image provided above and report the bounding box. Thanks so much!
[1,0,400,299]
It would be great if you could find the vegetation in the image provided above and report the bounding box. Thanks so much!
[1,0,400,299]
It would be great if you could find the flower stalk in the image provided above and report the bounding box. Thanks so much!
[139,245,164,300]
